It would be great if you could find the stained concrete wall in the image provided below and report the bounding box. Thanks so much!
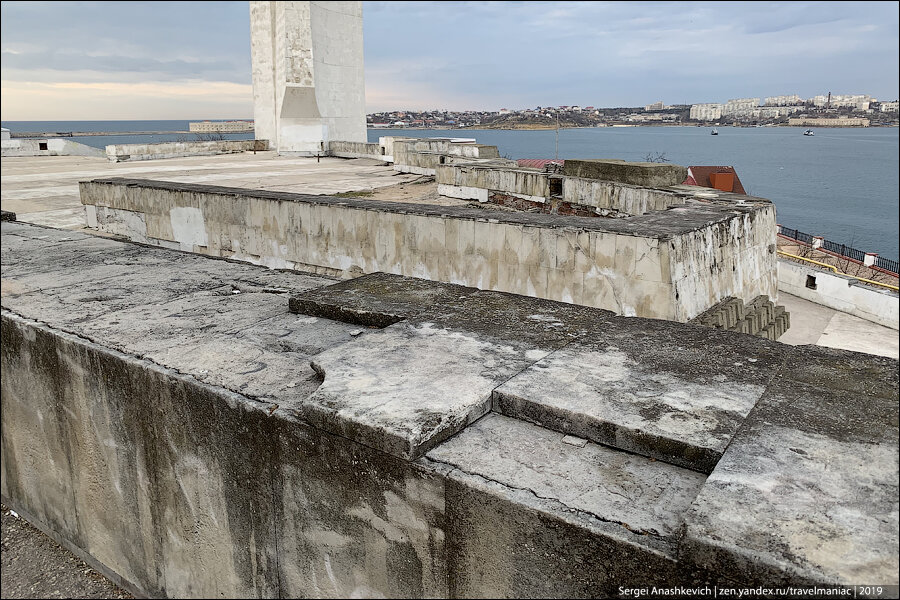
[105,140,268,162]
[562,177,687,215]
[670,205,778,321]
[0,307,710,599]
[437,164,689,216]
[80,178,777,321]
[0,312,447,598]
[436,164,550,203]
[778,259,899,329]
[393,140,501,175]
[329,140,383,159]
[250,1,366,155]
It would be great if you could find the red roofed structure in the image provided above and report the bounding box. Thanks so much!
[683,166,747,195]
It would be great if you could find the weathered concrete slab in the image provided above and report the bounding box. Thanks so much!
[683,346,899,587]
[290,271,616,348]
[423,414,712,596]
[494,318,785,472]
[303,321,547,460]
[562,159,688,188]
[0,221,352,403]
[427,413,706,545]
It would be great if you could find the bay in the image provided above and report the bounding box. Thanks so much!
[369,126,900,260]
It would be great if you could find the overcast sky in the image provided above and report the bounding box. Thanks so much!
[1,1,898,120]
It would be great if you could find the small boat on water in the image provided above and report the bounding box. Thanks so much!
[711,128,719,136]
[804,129,815,136]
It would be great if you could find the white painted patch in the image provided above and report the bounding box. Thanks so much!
[84,205,97,228]
[169,207,208,251]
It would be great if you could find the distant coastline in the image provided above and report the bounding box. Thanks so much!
[368,122,896,131]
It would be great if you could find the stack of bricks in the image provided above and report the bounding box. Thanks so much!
[691,295,790,340]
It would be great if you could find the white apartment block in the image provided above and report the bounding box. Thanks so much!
[764,95,802,106]
[689,103,722,121]
[723,98,761,115]
[811,94,875,109]
[880,101,899,113]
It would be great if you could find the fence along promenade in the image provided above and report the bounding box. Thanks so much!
[777,225,899,275]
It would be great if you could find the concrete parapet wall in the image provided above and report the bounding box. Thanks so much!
[392,139,501,174]
[778,259,899,329]
[393,150,443,175]
[2,138,105,158]
[80,178,777,321]
[562,176,687,215]
[329,140,384,159]
[562,159,688,187]
[0,311,448,598]
[669,205,778,321]
[377,136,414,162]
[436,164,551,202]
[446,143,500,159]
[105,139,268,162]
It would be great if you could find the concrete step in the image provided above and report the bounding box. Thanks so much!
[492,319,783,474]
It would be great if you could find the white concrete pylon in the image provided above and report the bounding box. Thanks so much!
[249,1,366,155]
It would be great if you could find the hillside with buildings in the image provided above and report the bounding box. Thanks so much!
[368,93,899,129]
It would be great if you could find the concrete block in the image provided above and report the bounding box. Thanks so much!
[683,359,898,586]
[493,318,782,473]
[562,160,687,188]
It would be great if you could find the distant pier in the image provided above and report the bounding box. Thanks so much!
[10,130,190,139]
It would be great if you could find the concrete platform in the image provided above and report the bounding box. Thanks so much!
[778,291,899,359]
[0,152,427,229]
[3,220,896,597]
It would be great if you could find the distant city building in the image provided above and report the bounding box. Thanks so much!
[723,98,761,116]
[761,106,803,118]
[880,101,899,113]
[189,120,254,133]
[811,94,875,110]
[645,101,665,111]
[626,112,677,123]
[764,95,802,106]
[690,103,723,121]
[788,117,870,127]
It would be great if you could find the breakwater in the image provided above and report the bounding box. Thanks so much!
[11,130,188,138]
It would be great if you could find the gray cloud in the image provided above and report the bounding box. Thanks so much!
[1,49,242,81]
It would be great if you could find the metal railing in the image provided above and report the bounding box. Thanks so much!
[777,225,898,274]
[821,239,866,263]
[876,256,900,274]
[777,226,813,246]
